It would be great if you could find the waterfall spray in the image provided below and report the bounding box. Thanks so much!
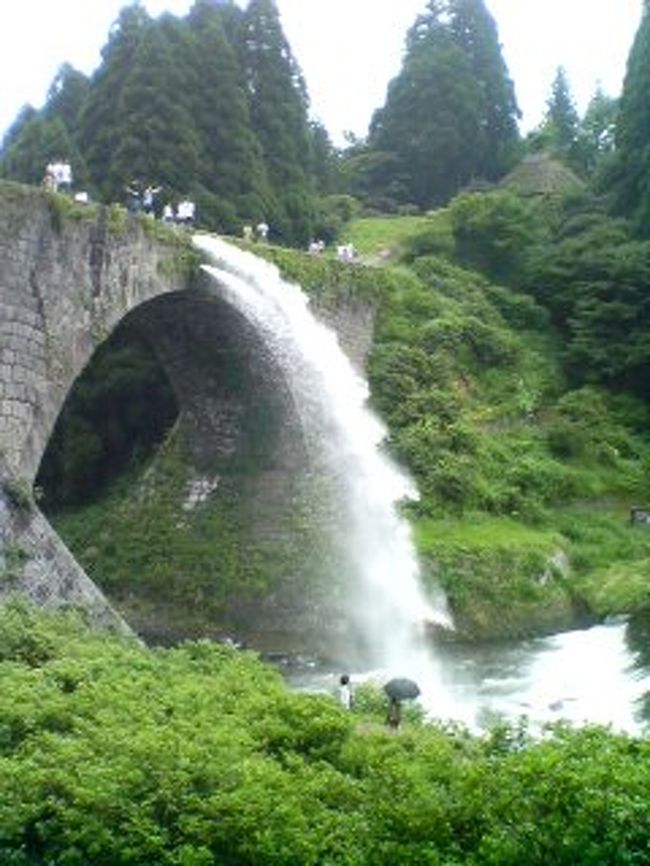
[193,235,453,696]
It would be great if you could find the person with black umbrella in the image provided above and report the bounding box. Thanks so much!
[383,677,420,730]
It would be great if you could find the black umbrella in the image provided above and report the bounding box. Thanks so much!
[383,677,421,701]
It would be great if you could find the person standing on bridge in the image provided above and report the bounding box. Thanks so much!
[143,184,161,216]
[125,180,142,214]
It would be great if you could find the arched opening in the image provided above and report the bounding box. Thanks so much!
[33,286,333,652]
[36,321,178,512]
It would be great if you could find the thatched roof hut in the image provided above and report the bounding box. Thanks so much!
[500,152,585,197]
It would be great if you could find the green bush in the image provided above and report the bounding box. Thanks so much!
[1,606,649,866]
[449,189,538,283]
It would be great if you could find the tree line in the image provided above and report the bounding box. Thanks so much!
[0,0,337,246]
[3,0,650,237]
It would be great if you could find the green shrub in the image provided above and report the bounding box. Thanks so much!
[2,607,648,865]
[449,189,538,283]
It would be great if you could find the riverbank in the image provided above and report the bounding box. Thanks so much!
[284,613,650,737]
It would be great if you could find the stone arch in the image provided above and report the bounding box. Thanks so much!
[28,276,315,644]
[0,182,375,647]
[0,191,192,484]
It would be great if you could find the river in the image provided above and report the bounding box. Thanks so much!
[283,613,650,736]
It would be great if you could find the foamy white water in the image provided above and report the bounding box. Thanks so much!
[289,620,650,735]
[193,234,456,702]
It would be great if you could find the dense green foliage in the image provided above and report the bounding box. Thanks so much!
[0,1,334,245]
[368,250,648,508]
[356,0,520,209]
[11,0,650,643]
[434,187,650,399]
[607,1,650,232]
[0,602,648,865]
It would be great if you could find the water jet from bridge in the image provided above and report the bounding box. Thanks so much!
[194,235,453,700]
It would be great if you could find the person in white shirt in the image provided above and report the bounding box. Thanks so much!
[256,220,269,242]
[339,674,352,710]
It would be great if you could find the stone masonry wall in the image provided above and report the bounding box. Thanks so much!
[0,183,187,483]
[0,182,190,624]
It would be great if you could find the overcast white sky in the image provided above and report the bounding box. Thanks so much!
[0,0,643,147]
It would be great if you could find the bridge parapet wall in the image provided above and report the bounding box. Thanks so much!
[0,183,189,482]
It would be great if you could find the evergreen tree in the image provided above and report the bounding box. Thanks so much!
[450,0,520,178]
[577,86,618,178]
[366,0,519,209]
[104,14,202,200]
[607,1,650,232]
[369,19,481,207]
[308,120,339,195]
[187,0,271,229]
[43,64,91,132]
[237,0,316,242]
[525,67,584,173]
[78,5,152,200]
[544,66,580,152]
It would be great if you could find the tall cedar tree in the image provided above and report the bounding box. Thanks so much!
[187,0,272,229]
[544,66,580,153]
[367,0,519,209]
[608,1,650,233]
[450,0,520,179]
[78,5,152,201]
[44,64,91,133]
[237,0,316,243]
[103,14,203,200]
[369,22,481,208]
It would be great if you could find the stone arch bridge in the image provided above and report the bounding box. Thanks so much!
[0,182,374,637]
